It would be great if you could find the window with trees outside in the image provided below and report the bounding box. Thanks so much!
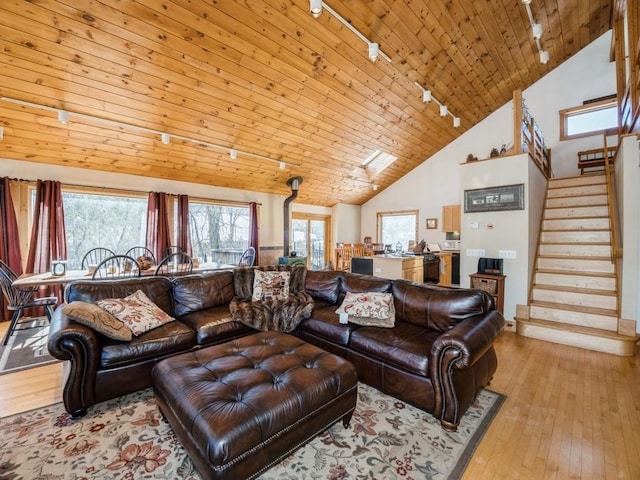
[61,190,147,269]
[35,189,250,269]
[188,201,250,264]
[376,210,418,252]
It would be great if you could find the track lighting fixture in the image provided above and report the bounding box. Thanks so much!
[57,110,69,124]
[1,96,297,169]
[309,0,322,18]
[522,1,549,64]
[368,43,379,62]
[0,126,3,141]
[279,161,286,170]
[532,23,543,40]
[539,50,549,64]
[414,82,461,129]
[310,1,392,62]
[229,149,238,160]
[372,184,379,191]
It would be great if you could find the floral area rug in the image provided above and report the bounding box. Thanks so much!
[0,383,504,480]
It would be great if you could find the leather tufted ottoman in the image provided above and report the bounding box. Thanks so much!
[152,331,358,480]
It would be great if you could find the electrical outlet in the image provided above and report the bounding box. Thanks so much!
[375,268,381,273]
[466,249,486,257]
[498,250,517,259]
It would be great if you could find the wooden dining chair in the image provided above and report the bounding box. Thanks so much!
[0,260,58,345]
[92,255,141,280]
[124,246,156,265]
[155,252,193,276]
[238,246,256,266]
[81,247,116,269]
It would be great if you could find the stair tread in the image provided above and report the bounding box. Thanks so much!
[539,241,610,245]
[541,228,611,232]
[545,204,608,209]
[538,254,612,261]
[517,317,637,341]
[536,268,615,278]
[533,284,616,296]
[530,300,618,317]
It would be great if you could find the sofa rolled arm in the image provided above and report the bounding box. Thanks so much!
[429,309,505,430]
[47,306,101,418]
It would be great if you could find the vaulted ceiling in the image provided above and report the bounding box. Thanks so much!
[0,1,612,206]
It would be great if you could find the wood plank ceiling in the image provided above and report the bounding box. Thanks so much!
[0,0,612,206]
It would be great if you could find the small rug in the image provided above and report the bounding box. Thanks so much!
[0,317,58,375]
[0,383,504,479]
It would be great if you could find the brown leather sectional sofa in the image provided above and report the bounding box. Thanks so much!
[48,268,504,430]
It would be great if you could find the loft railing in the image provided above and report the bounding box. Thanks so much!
[513,89,552,178]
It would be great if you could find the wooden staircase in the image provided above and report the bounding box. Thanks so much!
[516,174,638,356]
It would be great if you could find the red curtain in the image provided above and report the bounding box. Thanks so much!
[146,192,171,262]
[26,179,66,305]
[249,201,259,266]
[0,177,23,321]
[176,194,192,256]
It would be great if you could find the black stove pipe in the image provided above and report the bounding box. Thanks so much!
[283,176,303,257]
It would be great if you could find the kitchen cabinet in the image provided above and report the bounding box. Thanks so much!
[442,204,461,232]
[438,252,452,286]
[401,256,424,282]
[469,273,506,314]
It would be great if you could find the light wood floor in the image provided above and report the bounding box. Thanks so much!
[1,323,639,479]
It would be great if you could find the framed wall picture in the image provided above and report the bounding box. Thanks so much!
[426,218,438,229]
[464,184,525,213]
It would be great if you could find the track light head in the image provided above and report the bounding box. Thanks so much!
[532,23,543,40]
[0,126,3,141]
[161,133,170,144]
[372,184,378,191]
[422,90,432,103]
[230,149,238,160]
[453,117,461,128]
[279,161,286,170]
[539,50,549,64]
[368,43,379,62]
[439,105,448,117]
[310,0,322,18]
[521,0,532,4]
[57,110,69,124]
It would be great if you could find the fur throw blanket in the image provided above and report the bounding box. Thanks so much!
[230,264,313,332]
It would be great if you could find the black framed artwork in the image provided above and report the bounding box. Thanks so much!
[464,183,525,213]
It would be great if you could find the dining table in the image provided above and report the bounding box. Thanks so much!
[11,262,237,288]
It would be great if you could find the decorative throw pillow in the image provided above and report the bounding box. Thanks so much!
[335,292,396,328]
[96,290,174,336]
[252,270,290,302]
[62,301,133,341]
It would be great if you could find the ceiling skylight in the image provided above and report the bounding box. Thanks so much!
[361,150,397,176]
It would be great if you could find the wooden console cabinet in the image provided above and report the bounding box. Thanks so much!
[469,273,506,314]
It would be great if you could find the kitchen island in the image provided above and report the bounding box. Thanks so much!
[351,254,423,282]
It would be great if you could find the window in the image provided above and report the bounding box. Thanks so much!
[188,201,250,264]
[376,210,418,251]
[60,190,147,269]
[560,99,617,140]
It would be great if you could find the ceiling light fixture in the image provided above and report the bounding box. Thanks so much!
[414,82,461,129]
[0,96,298,169]
[0,126,3,141]
[309,0,322,18]
[57,110,69,124]
[372,184,378,191]
[522,0,549,64]
[310,1,392,63]
[229,149,238,160]
[279,161,286,170]
[161,132,170,144]
[368,42,379,62]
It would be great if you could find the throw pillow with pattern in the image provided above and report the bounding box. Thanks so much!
[62,301,133,341]
[252,270,290,302]
[335,291,396,328]
[96,290,174,336]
